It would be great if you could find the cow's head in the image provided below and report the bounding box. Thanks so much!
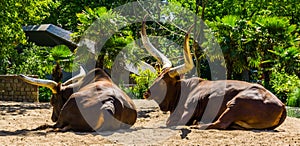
[140,18,194,111]
[19,65,86,122]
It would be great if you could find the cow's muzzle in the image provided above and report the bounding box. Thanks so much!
[51,114,58,122]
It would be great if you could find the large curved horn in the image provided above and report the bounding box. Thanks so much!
[140,16,172,70]
[19,75,58,94]
[62,66,86,86]
[168,25,194,77]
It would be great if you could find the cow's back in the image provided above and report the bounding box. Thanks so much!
[78,81,137,131]
[184,79,285,127]
[184,79,252,122]
[56,70,137,131]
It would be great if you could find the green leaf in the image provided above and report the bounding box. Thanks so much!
[50,45,72,61]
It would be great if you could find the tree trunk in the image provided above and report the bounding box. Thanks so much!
[263,70,270,89]
[52,63,63,83]
[193,0,207,77]
[226,58,233,79]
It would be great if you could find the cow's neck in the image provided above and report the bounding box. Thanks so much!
[171,78,205,113]
[181,78,205,91]
[168,81,182,113]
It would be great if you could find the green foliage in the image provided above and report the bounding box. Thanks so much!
[269,46,300,76]
[47,45,76,73]
[13,44,51,77]
[0,0,299,106]
[208,15,248,79]
[16,44,75,76]
[43,0,136,31]
[250,16,298,88]
[122,69,157,99]
[39,87,52,102]
[49,45,73,61]
[207,13,299,86]
[287,88,300,107]
[15,44,74,102]
[73,6,133,69]
[0,0,53,74]
[271,70,300,105]
[73,6,129,41]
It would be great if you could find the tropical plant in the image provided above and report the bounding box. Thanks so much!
[73,6,133,69]
[287,88,300,107]
[250,16,297,89]
[269,46,300,76]
[43,0,136,31]
[207,15,252,79]
[16,44,74,101]
[271,70,300,103]
[122,69,157,99]
[47,45,76,73]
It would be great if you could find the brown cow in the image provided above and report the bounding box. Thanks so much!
[140,20,286,130]
[19,65,137,132]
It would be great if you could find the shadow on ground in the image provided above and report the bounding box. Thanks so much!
[0,102,51,115]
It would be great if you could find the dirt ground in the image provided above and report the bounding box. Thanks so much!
[0,100,299,146]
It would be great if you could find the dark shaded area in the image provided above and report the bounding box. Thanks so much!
[0,103,51,115]
[0,123,138,137]
[0,129,47,136]
[0,124,54,136]
[137,109,157,118]
[180,128,191,139]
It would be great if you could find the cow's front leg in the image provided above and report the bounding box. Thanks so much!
[166,108,186,127]
[166,113,181,127]
[167,105,197,127]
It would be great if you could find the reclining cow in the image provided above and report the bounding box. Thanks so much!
[140,20,286,130]
[19,65,137,132]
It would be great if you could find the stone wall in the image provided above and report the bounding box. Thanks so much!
[0,75,39,102]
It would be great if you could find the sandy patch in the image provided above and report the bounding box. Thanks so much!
[0,100,299,145]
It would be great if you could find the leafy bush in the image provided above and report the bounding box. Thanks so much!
[287,88,300,107]
[16,44,74,102]
[121,69,157,99]
[15,43,52,77]
[271,70,300,107]
[39,87,52,102]
[73,6,132,69]
[0,0,53,74]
